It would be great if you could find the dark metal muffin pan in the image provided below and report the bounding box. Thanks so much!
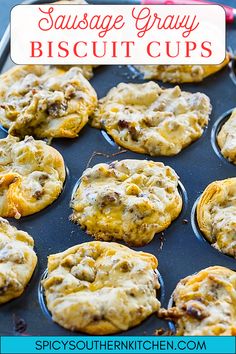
[0,0,236,336]
[211,107,235,165]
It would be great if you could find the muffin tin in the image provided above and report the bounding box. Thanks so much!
[0,0,236,336]
[211,107,235,164]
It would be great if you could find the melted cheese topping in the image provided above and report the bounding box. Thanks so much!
[0,65,97,138]
[42,241,160,334]
[90,81,211,156]
[71,159,182,246]
[0,135,65,218]
[161,266,236,335]
[197,178,236,258]
[134,54,230,83]
[217,109,236,164]
[0,218,37,304]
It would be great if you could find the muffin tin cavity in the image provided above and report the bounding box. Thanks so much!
[0,125,8,134]
[38,267,165,328]
[167,294,176,333]
[70,166,188,245]
[211,108,235,165]
[191,196,236,260]
[38,269,51,321]
[101,130,117,147]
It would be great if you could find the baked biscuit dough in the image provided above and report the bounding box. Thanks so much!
[134,54,230,83]
[0,135,65,219]
[217,109,236,164]
[55,65,98,80]
[0,65,97,138]
[90,81,211,156]
[197,178,236,258]
[159,266,236,335]
[71,159,182,246]
[42,241,160,334]
[0,218,37,304]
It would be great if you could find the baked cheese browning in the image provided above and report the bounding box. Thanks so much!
[0,135,65,219]
[0,218,37,304]
[42,241,160,334]
[0,65,97,139]
[70,159,182,246]
[90,82,211,156]
[197,178,236,258]
[134,54,230,83]
[217,109,236,164]
[159,266,236,336]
